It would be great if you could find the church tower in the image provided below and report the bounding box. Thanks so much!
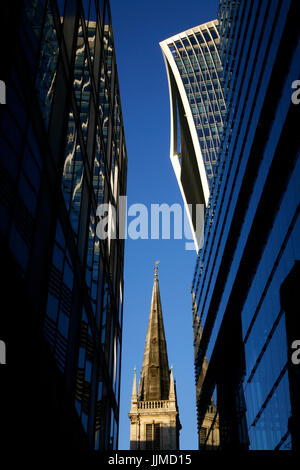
[128,263,181,450]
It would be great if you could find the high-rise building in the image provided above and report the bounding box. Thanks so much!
[192,0,300,450]
[128,264,181,450]
[0,0,127,452]
[160,22,226,250]
[192,320,220,450]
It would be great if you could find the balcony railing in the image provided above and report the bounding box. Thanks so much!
[137,400,169,410]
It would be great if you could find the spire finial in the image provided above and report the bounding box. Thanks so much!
[131,367,138,403]
[154,260,160,279]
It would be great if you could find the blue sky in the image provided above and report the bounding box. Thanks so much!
[109,0,219,450]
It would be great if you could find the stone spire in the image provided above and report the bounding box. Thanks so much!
[138,262,170,401]
[129,263,181,450]
[169,365,176,402]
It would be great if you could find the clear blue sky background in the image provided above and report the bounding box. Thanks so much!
[109,0,218,450]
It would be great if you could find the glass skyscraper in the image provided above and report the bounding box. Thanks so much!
[0,0,127,452]
[160,21,226,250]
[192,0,300,450]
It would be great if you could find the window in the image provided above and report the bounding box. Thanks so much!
[210,28,218,40]
[200,426,207,444]
[188,35,197,45]
[154,424,160,450]
[36,5,59,128]
[146,423,160,450]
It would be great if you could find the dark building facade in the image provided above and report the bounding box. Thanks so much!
[0,0,127,452]
[192,0,300,450]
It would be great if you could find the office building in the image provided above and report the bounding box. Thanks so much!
[0,0,127,451]
[192,0,300,450]
[128,265,181,450]
[160,22,226,250]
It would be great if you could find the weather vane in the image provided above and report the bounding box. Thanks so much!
[154,260,160,279]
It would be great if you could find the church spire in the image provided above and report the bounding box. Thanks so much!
[131,367,137,402]
[129,263,181,450]
[129,366,138,414]
[138,262,170,401]
[169,365,176,402]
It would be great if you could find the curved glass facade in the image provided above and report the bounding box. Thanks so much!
[160,21,226,250]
